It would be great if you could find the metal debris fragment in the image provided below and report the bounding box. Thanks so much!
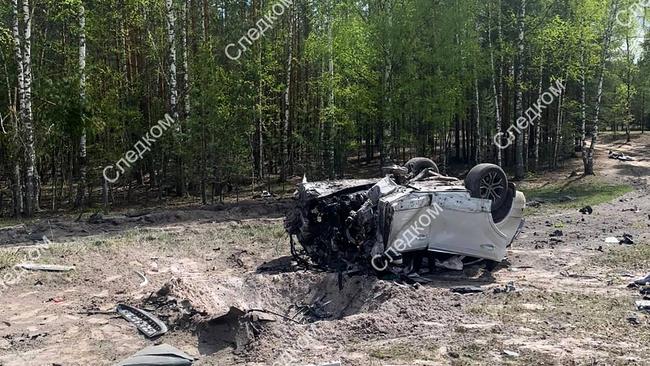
[116,344,194,366]
[635,300,650,312]
[18,263,74,272]
[135,271,149,287]
[116,304,168,338]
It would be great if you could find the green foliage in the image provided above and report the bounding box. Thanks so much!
[1,0,649,211]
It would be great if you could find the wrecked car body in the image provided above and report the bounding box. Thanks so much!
[285,160,526,273]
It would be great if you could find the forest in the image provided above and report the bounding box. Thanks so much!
[1,0,649,217]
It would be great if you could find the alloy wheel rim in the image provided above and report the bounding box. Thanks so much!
[480,171,504,202]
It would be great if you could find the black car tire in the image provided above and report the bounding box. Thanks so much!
[465,164,509,211]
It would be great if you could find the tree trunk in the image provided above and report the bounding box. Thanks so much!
[76,1,88,208]
[474,73,481,164]
[12,163,22,217]
[20,0,36,215]
[166,0,179,121]
[580,43,587,158]
[533,56,543,170]
[584,0,618,176]
[514,0,526,180]
[625,31,631,143]
[553,77,565,169]
[281,8,293,181]
[182,0,190,119]
[488,1,502,166]
[326,1,335,177]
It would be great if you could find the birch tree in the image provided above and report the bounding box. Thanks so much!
[488,1,502,166]
[584,0,619,175]
[514,0,526,180]
[12,0,36,216]
[76,1,87,208]
[166,0,179,121]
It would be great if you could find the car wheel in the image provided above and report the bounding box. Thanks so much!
[465,164,508,211]
[405,158,439,176]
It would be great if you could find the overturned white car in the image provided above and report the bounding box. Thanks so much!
[285,159,526,273]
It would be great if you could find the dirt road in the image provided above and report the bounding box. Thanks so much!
[0,134,648,365]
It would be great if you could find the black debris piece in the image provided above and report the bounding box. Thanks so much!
[579,206,593,215]
[627,315,641,326]
[550,230,564,238]
[632,273,650,287]
[620,234,634,245]
[451,286,484,294]
[494,282,517,294]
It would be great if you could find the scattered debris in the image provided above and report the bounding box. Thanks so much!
[116,304,168,338]
[116,344,194,366]
[635,300,650,312]
[550,230,564,238]
[435,256,465,271]
[503,350,520,358]
[620,234,635,245]
[450,286,484,294]
[605,235,635,245]
[627,314,641,325]
[18,263,74,272]
[303,362,341,366]
[527,200,543,208]
[579,206,593,215]
[135,271,149,287]
[494,282,517,294]
[609,151,636,161]
[622,206,640,213]
[631,274,650,287]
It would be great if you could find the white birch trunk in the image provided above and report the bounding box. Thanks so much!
[584,0,619,175]
[15,0,36,215]
[488,2,502,167]
[181,0,190,119]
[514,0,526,180]
[166,0,179,121]
[77,1,88,207]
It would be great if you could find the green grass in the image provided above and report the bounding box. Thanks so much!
[521,177,633,214]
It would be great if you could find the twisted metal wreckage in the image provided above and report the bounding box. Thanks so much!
[285,159,526,275]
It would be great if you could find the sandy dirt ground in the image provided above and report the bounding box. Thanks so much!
[0,134,649,366]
